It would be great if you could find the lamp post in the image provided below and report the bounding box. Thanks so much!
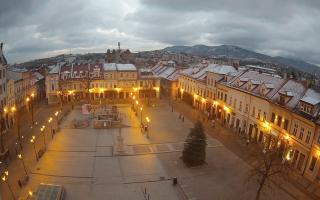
[54,111,59,128]
[140,106,143,125]
[30,136,38,161]
[11,106,23,150]
[40,125,46,149]
[48,117,53,138]
[2,170,15,200]
[17,154,28,175]
[26,93,35,125]
[145,117,150,138]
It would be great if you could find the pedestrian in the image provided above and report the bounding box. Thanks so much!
[179,114,181,119]
[171,105,174,112]
[182,116,184,122]
[211,119,215,128]
[246,139,250,147]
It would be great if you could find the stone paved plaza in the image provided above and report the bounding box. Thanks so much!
[19,102,296,200]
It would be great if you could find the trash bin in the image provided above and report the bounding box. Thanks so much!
[172,177,178,185]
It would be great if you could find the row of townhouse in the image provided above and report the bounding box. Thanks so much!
[0,43,45,132]
[150,60,184,99]
[178,60,320,182]
[45,62,160,105]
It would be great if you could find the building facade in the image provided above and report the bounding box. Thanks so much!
[177,60,320,183]
[46,62,160,105]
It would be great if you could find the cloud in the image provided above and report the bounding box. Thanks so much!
[0,0,319,65]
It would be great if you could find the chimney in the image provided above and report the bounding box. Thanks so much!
[0,43,3,50]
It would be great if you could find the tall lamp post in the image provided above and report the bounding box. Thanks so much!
[40,126,46,149]
[26,92,35,125]
[48,117,53,138]
[140,106,143,125]
[30,136,38,161]
[2,170,15,200]
[145,116,150,138]
[11,106,22,150]
[17,154,28,176]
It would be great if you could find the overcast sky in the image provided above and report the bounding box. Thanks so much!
[1,0,320,65]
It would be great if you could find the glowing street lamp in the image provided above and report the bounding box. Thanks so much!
[140,107,143,125]
[48,117,53,138]
[30,136,38,161]
[40,125,46,149]
[145,116,150,138]
[18,154,28,175]
[2,170,15,200]
[26,94,35,124]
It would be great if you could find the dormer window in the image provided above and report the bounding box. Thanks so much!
[279,95,286,106]
[299,102,313,114]
[247,82,252,91]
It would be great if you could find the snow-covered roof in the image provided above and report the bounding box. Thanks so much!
[33,72,44,81]
[271,79,306,109]
[228,70,285,99]
[7,70,22,81]
[103,63,117,71]
[207,64,237,75]
[116,64,136,71]
[48,65,60,74]
[300,89,320,105]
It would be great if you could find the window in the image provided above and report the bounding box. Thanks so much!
[299,128,304,140]
[283,119,289,130]
[252,107,255,117]
[233,99,237,109]
[271,113,275,123]
[263,112,267,121]
[292,123,298,136]
[309,156,317,171]
[257,109,261,120]
[239,101,242,112]
[306,131,311,144]
[224,94,227,102]
[277,116,282,127]
[245,104,249,114]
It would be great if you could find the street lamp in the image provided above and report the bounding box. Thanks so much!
[30,136,38,161]
[145,117,150,138]
[54,111,59,128]
[26,94,35,125]
[2,170,15,200]
[48,117,53,138]
[18,154,28,175]
[40,125,46,149]
[140,106,143,125]
[11,106,23,150]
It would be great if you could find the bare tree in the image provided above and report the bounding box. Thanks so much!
[247,147,292,200]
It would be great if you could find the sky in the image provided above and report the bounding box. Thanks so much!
[0,0,320,65]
